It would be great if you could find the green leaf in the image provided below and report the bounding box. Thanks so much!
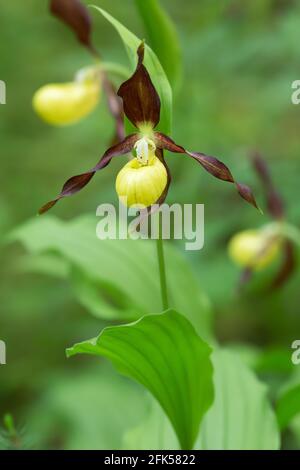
[67,309,214,450]
[91,5,172,134]
[276,384,300,430]
[69,265,140,320]
[123,399,179,450]
[228,344,294,375]
[197,350,280,450]
[121,349,280,450]
[9,215,212,339]
[275,367,300,445]
[134,0,182,92]
[255,347,294,374]
[17,252,69,280]
[26,363,148,450]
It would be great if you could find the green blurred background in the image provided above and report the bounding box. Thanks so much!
[1,0,300,449]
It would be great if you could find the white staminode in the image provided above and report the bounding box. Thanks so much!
[134,137,156,165]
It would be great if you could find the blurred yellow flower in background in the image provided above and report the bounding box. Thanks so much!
[32,77,100,126]
[228,228,282,271]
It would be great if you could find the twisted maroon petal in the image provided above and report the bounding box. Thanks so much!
[270,240,296,289]
[50,0,97,55]
[252,152,285,219]
[39,134,138,214]
[155,132,260,210]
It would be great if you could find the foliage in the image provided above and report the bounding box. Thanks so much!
[197,350,280,450]
[1,0,300,451]
[92,5,173,134]
[134,0,182,91]
[67,310,214,449]
[122,349,280,450]
[9,215,212,339]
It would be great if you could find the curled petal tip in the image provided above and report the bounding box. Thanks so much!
[236,182,260,212]
[38,199,58,215]
[137,41,145,62]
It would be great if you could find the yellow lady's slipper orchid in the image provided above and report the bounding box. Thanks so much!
[116,137,167,207]
[39,43,258,215]
[33,79,100,126]
[228,228,281,270]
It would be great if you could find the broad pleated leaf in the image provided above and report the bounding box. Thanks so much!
[123,400,179,450]
[197,350,280,450]
[9,215,212,339]
[67,310,214,450]
[122,348,280,450]
[27,363,148,450]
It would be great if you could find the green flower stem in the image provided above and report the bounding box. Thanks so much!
[156,214,169,310]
